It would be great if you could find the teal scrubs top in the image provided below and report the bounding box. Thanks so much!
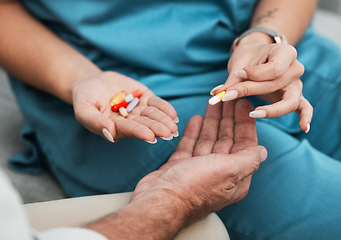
[9,1,341,239]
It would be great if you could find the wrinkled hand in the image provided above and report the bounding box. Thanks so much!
[131,100,267,223]
[72,71,178,143]
[212,41,313,132]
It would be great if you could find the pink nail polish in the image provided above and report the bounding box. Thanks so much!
[305,123,310,133]
[249,110,267,118]
[210,84,224,96]
[102,128,115,143]
[222,90,239,102]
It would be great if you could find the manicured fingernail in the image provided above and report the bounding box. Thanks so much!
[102,128,114,143]
[210,84,224,96]
[145,138,157,144]
[161,135,173,140]
[261,148,268,162]
[173,117,179,123]
[305,123,310,133]
[172,131,179,137]
[249,110,267,118]
[222,90,238,102]
[209,95,220,105]
[209,91,226,105]
[235,69,248,79]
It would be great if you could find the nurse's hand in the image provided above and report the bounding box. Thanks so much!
[72,71,178,143]
[211,38,313,133]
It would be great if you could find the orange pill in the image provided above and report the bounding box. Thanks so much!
[110,91,127,106]
[111,101,129,112]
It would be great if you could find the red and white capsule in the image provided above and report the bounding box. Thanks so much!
[125,90,142,103]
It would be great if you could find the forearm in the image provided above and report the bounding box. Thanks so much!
[246,0,318,45]
[86,192,190,240]
[0,1,101,104]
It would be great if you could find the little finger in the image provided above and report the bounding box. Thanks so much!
[296,96,313,133]
[249,80,302,118]
[141,106,178,137]
[148,96,178,122]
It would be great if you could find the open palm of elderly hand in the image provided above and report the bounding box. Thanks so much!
[72,71,179,143]
[131,100,267,223]
[211,41,313,133]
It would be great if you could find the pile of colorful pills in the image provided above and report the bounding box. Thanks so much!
[110,90,142,118]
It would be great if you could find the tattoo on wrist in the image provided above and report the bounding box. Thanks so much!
[254,8,278,25]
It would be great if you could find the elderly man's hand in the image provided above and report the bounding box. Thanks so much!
[131,99,267,223]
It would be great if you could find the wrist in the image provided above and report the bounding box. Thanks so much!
[68,67,103,104]
[87,190,191,240]
[231,27,287,54]
[130,189,192,228]
[238,31,273,46]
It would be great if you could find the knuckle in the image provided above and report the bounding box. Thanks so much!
[240,83,250,96]
[294,61,305,78]
[296,79,303,91]
[267,79,280,92]
[297,62,305,76]
[252,161,261,173]
[227,161,240,180]
[272,62,285,78]
[286,44,298,58]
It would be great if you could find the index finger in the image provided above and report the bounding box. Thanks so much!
[168,115,203,162]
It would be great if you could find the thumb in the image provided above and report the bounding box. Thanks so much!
[74,102,116,143]
[229,145,267,179]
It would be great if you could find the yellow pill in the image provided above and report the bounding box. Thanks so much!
[208,91,226,105]
[216,91,226,99]
[110,91,127,106]
[119,107,128,118]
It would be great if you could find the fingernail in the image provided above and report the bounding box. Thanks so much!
[235,69,248,79]
[161,135,173,140]
[209,95,220,105]
[172,131,179,137]
[261,148,268,162]
[102,128,114,143]
[210,84,224,96]
[305,123,310,133]
[249,110,267,118]
[222,90,238,102]
[173,117,179,123]
[145,138,157,144]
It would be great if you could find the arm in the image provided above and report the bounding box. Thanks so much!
[0,1,178,143]
[244,0,318,45]
[0,1,101,104]
[86,192,189,240]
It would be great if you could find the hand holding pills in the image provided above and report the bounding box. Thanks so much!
[210,40,313,133]
[72,71,179,143]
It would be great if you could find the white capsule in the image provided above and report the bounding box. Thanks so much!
[119,107,128,118]
[208,91,226,105]
[126,98,140,112]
